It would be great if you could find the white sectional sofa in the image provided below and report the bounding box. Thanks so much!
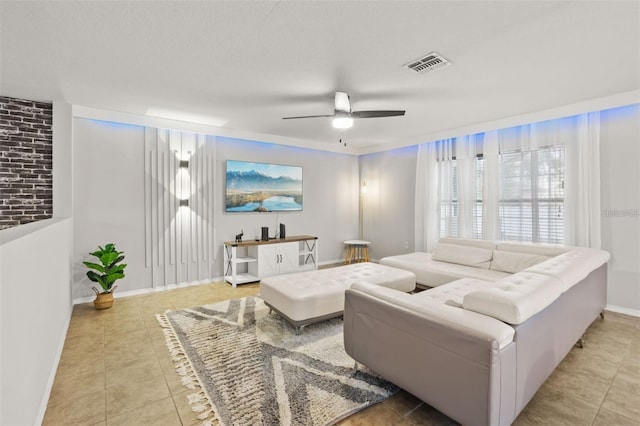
[344,237,610,426]
[379,237,572,288]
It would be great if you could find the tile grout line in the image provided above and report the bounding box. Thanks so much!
[144,302,181,418]
[400,401,425,420]
[141,295,189,425]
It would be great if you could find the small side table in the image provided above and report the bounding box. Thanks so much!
[344,240,371,264]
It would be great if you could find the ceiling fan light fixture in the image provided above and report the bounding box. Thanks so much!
[334,92,351,113]
[332,116,353,129]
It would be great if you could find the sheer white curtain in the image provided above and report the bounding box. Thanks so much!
[456,135,479,238]
[415,112,602,249]
[415,139,454,252]
[482,130,500,240]
[496,114,601,247]
[563,112,601,248]
[438,139,456,239]
[414,142,432,252]
[497,124,541,242]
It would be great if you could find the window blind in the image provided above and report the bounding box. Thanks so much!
[439,146,564,244]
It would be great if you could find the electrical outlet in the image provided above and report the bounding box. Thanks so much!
[403,242,409,250]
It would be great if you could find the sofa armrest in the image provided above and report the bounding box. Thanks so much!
[344,282,517,425]
[524,247,611,292]
[350,282,514,348]
[462,272,563,324]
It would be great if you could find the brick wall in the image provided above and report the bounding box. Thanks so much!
[0,96,53,230]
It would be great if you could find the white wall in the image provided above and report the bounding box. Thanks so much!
[53,101,73,219]
[360,145,417,260]
[70,104,638,311]
[600,104,640,313]
[0,218,73,426]
[73,119,147,298]
[361,104,640,314]
[71,120,359,299]
[214,137,359,267]
[143,129,218,288]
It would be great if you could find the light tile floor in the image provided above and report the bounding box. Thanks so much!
[44,282,640,425]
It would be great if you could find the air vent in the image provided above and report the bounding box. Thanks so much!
[404,52,451,74]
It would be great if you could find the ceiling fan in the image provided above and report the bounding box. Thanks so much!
[282,92,405,129]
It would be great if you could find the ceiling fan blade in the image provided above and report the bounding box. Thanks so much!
[351,110,406,118]
[335,92,351,113]
[282,114,334,120]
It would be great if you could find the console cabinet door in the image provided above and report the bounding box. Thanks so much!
[277,242,298,275]
[250,242,298,278]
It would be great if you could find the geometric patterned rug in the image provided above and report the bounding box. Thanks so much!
[157,296,399,426]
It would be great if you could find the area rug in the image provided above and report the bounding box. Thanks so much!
[156,296,398,426]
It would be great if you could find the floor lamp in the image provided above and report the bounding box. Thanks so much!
[359,181,367,240]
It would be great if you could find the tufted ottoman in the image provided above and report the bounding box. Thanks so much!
[260,262,416,334]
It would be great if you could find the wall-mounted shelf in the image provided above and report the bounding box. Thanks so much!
[223,235,318,288]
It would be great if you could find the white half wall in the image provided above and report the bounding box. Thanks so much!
[0,218,73,426]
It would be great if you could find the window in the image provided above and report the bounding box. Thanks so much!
[439,156,484,240]
[417,113,600,251]
[439,146,564,244]
[499,146,564,243]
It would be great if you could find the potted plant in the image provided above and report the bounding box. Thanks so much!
[83,243,127,310]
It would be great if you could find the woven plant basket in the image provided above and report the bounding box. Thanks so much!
[94,292,114,310]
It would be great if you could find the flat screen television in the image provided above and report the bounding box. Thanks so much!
[225,160,303,212]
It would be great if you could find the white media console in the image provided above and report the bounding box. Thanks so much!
[223,235,318,287]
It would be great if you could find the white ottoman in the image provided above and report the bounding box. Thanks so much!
[260,262,416,334]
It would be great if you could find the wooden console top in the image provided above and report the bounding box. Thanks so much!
[224,235,317,247]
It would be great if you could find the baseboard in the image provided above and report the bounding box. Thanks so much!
[73,277,226,305]
[318,258,379,267]
[35,302,74,425]
[73,259,366,305]
[605,304,640,318]
[318,259,344,267]
[72,259,383,305]
[77,267,364,305]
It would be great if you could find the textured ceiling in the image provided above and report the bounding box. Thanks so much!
[1,1,639,153]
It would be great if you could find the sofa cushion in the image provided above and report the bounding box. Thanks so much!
[413,278,496,308]
[495,242,571,257]
[432,243,494,269]
[439,237,497,250]
[490,250,551,274]
[380,252,509,287]
[463,272,563,324]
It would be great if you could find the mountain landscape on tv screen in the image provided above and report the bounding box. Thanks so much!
[226,170,300,191]
[226,169,302,212]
